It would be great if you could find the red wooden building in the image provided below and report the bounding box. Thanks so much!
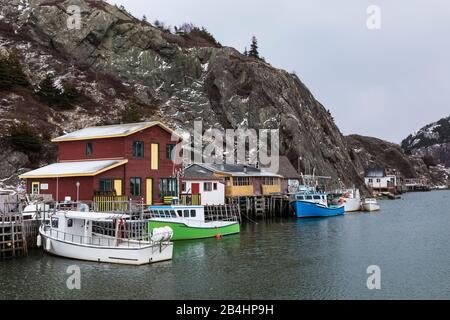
[20,122,183,205]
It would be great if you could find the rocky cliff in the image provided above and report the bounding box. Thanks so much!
[0,0,368,192]
[401,115,450,168]
[346,134,449,186]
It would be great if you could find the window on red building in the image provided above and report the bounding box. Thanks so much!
[133,141,144,158]
[86,142,93,157]
[99,179,113,192]
[166,144,176,160]
[130,177,142,197]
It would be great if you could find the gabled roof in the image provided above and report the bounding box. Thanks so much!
[19,159,128,179]
[183,164,220,180]
[52,121,182,142]
[187,163,282,178]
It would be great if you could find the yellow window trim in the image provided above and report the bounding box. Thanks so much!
[150,143,159,170]
[31,182,40,194]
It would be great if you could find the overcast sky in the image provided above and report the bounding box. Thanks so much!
[107,0,450,143]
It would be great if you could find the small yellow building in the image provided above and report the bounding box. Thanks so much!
[184,164,282,197]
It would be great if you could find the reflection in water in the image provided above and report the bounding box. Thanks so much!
[1,191,449,299]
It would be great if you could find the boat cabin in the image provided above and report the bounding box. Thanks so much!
[295,192,328,207]
[46,211,130,245]
[149,205,205,222]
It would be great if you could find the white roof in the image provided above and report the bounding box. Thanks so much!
[19,159,127,178]
[57,211,130,221]
[52,121,181,142]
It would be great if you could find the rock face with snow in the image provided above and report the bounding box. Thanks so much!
[401,115,450,168]
[0,0,367,187]
[347,134,449,186]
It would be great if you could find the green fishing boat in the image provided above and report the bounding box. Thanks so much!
[148,205,240,241]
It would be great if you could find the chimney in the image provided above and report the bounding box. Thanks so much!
[243,165,248,174]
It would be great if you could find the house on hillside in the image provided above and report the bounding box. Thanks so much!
[364,167,397,191]
[19,122,183,205]
[183,163,282,199]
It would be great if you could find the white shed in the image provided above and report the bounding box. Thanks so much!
[181,179,225,205]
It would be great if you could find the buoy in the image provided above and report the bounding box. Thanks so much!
[37,234,42,247]
[46,238,51,250]
[215,234,222,239]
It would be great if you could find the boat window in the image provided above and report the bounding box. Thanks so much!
[305,196,313,200]
[67,219,73,228]
[313,195,321,200]
[184,210,189,218]
[177,210,183,217]
[51,217,59,228]
[191,210,196,218]
[170,210,176,218]
[164,210,170,218]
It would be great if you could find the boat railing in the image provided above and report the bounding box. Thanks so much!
[42,225,169,248]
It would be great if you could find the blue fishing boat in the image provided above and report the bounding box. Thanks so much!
[291,186,345,218]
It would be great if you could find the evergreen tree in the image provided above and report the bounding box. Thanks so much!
[243,47,248,56]
[37,75,60,106]
[0,57,13,90]
[7,53,29,87]
[37,76,77,110]
[0,51,29,91]
[120,105,142,124]
[62,81,79,102]
[8,122,42,153]
[248,36,260,59]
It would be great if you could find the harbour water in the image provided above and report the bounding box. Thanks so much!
[1,191,449,300]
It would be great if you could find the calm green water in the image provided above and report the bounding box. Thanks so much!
[1,191,449,300]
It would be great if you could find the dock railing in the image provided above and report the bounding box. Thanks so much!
[204,204,240,222]
[42,224,170,248]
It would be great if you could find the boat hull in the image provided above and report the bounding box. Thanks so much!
[148,220,240,241]
[39,229,173,265]
[343,198,361,212]
[292,201,345,218]
[362,203,380,212]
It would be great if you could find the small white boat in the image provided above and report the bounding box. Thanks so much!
[361,198,380,212]
[39,211,173,265]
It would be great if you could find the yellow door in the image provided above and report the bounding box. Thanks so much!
[114,179,123,196]
[150,143,159,170]
[146,178,153,205]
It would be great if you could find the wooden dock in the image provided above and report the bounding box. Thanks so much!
[0,195,43,258]
[0,212,28,259]
[226,195,292,220]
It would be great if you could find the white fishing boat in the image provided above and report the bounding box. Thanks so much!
[340,189,361,213]
[361,198,380,212]
[38,211,173,265]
